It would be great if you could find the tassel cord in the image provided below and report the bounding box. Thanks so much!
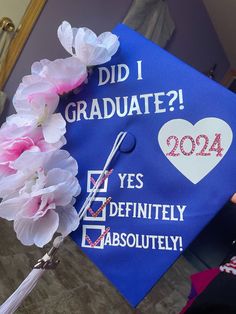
[0,235,64,314]
[78,131,127,220]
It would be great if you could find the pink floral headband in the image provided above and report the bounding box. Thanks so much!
[0,21,120,248]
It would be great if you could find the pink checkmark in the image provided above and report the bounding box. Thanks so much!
[87,197,112,218]
[85,227,110,248]
[90,169,113,188]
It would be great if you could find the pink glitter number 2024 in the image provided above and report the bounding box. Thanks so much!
[166,133,223,157]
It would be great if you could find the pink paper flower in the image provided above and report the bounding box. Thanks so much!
[11,75,66,143]
[0,123,66,178]
[0,149,78,198]
[0,23,121,249]
[0,150,80,247]
[31,57,87,94]
[9,90,65,144]
[57,21,120,66]
[13,75,58,113]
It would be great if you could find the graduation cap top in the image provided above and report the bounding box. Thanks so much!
[59,24,236,306]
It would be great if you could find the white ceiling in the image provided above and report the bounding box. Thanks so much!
[203,0,236,68]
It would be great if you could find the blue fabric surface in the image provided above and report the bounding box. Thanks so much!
[58,24,236,306]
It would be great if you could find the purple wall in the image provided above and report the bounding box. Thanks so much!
[166,0,230,80]
[2,0,230,120]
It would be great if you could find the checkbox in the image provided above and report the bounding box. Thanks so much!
[87,170,109,193]
[83,197,107,222]
[81,225,106,249]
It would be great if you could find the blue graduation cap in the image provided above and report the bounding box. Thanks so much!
[58,24,236,306]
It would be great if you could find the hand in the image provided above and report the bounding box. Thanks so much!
[231,193,236,204]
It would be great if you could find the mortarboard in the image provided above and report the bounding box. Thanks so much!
[59,24,236,306]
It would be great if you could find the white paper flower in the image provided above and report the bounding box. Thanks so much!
[0,150,80,247]
[57,21,120,66]
[31,57,87,94]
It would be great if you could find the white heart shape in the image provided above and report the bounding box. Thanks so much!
[158,118,233,184]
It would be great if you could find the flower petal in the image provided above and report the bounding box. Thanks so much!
[42,113,66,143]
[74,27,98,50]
[45,168,81,205]
[78,43,107,66]
[55,204,80,236]
[44,150,78,176]
[0,172,28,198]
[6,113,37,128]
[31,59,50,75]
[13,150,52,173]
[38,57,87,94]
[14,150,77,177]
[0,197,26,220]
[74,27,119,66]
[13,75,56,112]
[14,209,59,247]
[98,32,120,57]
[37,135,66,152]
[57,21,74,55]
[33,210,60,247]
